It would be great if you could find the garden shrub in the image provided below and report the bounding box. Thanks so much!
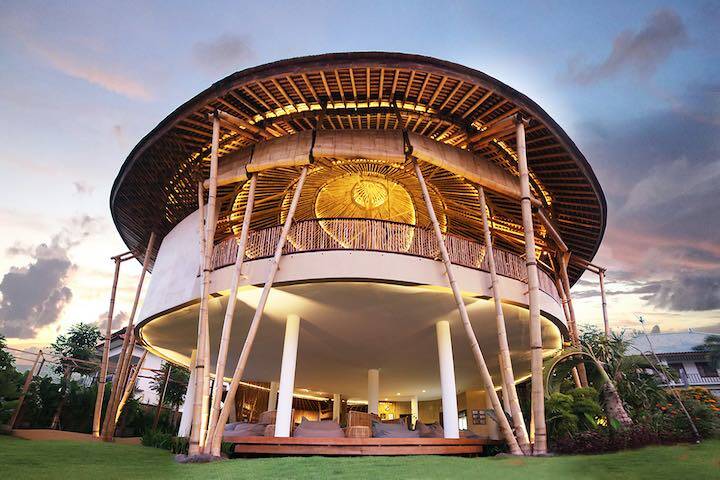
[546,387,603,443]
[142,429,173,450]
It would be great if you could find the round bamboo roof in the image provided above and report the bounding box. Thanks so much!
[111,52,606,283]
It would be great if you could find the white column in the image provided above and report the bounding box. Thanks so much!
[178,349,197,437]
[410,396,419,429]
[367,369,379,415]
[436,320,459,439]
[275,315,300,437]
[332,394,342,423]
[268,381,279,411]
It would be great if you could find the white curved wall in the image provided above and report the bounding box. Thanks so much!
[139,209,565,325]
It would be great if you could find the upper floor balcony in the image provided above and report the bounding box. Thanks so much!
[209,217,561,304]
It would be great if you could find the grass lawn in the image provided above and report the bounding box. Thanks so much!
[1,436,718,480]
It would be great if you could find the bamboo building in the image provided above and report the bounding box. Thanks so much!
[104,52,608,456]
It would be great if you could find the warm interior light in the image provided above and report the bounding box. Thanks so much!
[351,179,389,209]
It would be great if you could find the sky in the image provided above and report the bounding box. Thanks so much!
[0,1,718,354]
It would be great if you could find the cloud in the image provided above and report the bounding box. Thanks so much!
[73,181,94,195]
[37,45,153,100]
[0,242,74,339]
[646,274,720,311]
[192,34,253,74]
[566,9,687,84]
[573,282,661,300]
[576,79,720,316]
[0,215,103,338]
[97,310,128,334]
[621,158,720,215]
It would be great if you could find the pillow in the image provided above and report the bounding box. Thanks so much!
[372,420,420,438]
[228,422,266,436]
[415,420,444,438]
[257,410,277,425]
[382,417,407,426]
[293,418,345,438]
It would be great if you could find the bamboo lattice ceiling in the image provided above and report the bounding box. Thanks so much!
[110,52,605,283]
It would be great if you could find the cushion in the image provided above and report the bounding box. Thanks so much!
[459,430,480,439]
[415,420,444,438]
[229,422,266,436]
[293,418,345,438]
[382,417,407,426]
[372,420,420,438]
[257,410,277,425]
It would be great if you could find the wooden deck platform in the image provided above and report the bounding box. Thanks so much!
[224,435,492,456]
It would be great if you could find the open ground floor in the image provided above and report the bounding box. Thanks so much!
[2,435,718,480]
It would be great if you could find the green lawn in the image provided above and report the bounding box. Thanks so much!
[1,436,718,480]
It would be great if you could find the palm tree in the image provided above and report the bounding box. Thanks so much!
[693,335,720,371]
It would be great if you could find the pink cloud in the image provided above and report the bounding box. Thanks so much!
[34,45,152,101]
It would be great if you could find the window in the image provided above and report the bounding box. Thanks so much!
[696,362,718,378]
[668,363,686,376]
[458,410,468,430]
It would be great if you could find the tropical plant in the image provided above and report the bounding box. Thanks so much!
[150,362,189,431]
[693,335,720,370]
[49,323,101,429]
[0,335,22,424]
[546,387,604,443]
[150,362,189,412]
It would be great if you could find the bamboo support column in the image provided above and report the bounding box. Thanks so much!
[599,269,610,336]
[413,161,523,455]
[558,252,588,386]
[189,113,221,455]
[208,166,308,456]
[205,175,257,445]
[115,351,148,423]
[153,365,172,430]
[479,186,530,453]
[554,276,583,389]
[102,232,156,441]
[9,349,42,429]
[93,254,123,438]
[515,117,547,454]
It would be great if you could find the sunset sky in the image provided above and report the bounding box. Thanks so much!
[1,1,718,355]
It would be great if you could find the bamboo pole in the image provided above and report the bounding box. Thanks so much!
[205,175,257,447]
[93,255,123,438]
[189,181,208,452]
[9,349,42,429]
[498,353,512,414]
[554,276,583,389]
[599,269,610,336]
[208,166,308,456]
[413,161,523,455]
[102,232,156,441]
[189,113,221,455]
[479,186,530,453]
[115,351,148,423]
[515,117,547,454]
[153,365,172,430]
[558,252,588,387]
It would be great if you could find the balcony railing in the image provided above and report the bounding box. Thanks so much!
[211,218,560,303]
[663,373,720,387]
